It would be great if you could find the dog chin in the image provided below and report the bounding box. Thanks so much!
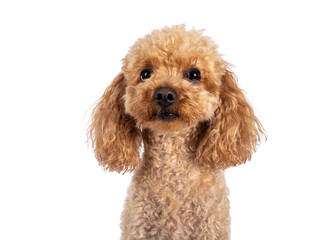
[140,117,190,132]
[132,110,201,132]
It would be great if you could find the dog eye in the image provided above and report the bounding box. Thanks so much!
[185,68,201,82]
[140,69,153,82]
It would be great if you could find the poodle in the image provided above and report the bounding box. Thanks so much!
[88,25,265,239]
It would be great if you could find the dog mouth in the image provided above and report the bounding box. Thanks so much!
[152,112,180,122]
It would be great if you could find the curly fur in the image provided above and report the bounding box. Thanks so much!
[88,25,265,239]
[88,73,142,173]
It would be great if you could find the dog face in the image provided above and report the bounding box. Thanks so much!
[122,25,225,132]
[88,25,264,173]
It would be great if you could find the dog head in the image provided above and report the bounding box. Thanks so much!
[88,25,265,172]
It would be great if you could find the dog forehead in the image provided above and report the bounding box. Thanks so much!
[124,25,221,67]
[141,26,208,53]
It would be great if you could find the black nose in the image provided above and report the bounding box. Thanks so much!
[153,87,178,108]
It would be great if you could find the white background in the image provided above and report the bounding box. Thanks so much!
[1,0,319,239]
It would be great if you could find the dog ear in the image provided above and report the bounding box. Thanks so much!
[195,69,265,169]
[88,73,142,173]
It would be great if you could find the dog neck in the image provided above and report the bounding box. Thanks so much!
[140,127,199,169]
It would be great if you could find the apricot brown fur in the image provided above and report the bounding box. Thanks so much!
[88,25,265,239]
